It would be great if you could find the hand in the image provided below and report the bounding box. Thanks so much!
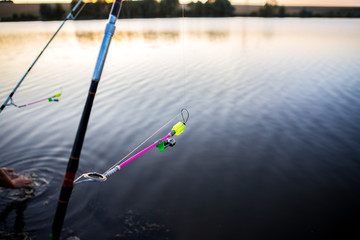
[12,176,32,188]
[2,168,20,179]
[0,168,32,188]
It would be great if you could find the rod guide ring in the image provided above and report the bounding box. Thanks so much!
[83,172,107,182]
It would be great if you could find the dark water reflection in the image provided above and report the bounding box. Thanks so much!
[0,199,29,239]
[0,18,360,239]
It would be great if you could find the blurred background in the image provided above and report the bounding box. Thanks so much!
[1,0,360,21]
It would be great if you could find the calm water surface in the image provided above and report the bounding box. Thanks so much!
[1,18,360,239]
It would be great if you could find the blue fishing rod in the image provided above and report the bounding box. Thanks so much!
[50,1,123,239]
[0,0,86,114]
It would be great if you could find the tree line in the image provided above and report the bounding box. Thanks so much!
[1,0,359,21]
[241,0,360,18]
[73,0,235,20]
[1,0,234,21]
[69,0,360,19]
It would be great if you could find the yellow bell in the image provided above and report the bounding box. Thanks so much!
[172,122,186,136]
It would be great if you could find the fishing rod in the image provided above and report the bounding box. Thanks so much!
[74,109,189,184]
[0,0,85,114]
[50,0,123,239]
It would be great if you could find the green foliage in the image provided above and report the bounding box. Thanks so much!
[140,0,159,18]
[212,0,234,17]
[187,2,204,17]
[257,1,287,17]
[299,8,313,17]
[258,2,278,17]
[73,0,110,19]
[4,0,357,21]
[278,6,286,17]
[73,0,233,19]
[187,0,234,17]
[39,4,52,19]
[119,0,159,18]
[158,0,180,17]
[40,4,65,20]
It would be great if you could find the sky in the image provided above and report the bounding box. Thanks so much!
[10,0,360,7]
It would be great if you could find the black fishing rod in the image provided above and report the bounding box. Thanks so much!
[49,0,123,239]
[0,0,85,114]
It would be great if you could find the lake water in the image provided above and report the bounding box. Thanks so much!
[0,17,360,239]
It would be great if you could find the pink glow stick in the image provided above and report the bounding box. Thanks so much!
[27,97,49,106]
[119,134,171,168]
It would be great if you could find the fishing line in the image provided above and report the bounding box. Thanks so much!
[104,108,189,175]
[181,2,189,112]
[74,108,189,184]
[73,5,191,185]
[51,1,124,238]
[0,0,86,114]
[74,1,87,19]
[103,112,180,176]
[182,2,186,108]
[5,92,62,109]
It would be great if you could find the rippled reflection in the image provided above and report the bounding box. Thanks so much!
[0,18,360,240]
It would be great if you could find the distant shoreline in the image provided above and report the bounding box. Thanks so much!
[233,5,360,18]
[1,2,360,21]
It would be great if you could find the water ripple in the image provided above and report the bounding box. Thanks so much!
[1,18,360,240]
